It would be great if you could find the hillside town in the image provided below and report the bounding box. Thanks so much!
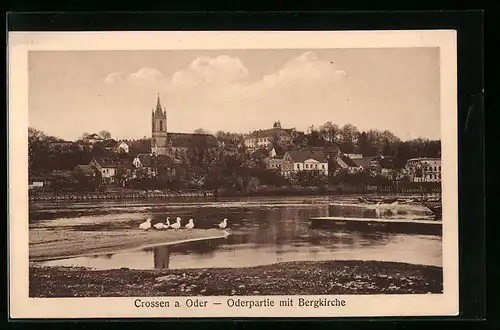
[28,95,441,196]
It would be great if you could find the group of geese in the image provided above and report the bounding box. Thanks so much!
[139,217,228,231]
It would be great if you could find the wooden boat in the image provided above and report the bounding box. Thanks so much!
[423,203,442,218]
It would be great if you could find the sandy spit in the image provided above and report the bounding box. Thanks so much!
[29,228,228,261]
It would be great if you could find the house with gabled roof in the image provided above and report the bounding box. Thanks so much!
[264,146,288,172]
[243,121,294,152]
[84,133,104,144]
[100,139,117,149]
[89,157,133,183]
[96,139,130,154]
[73,164,99,178]
[132,153,174,178]
[350,155,397,177]
[334,154,363,173]
[112,141,130,153]
[351,156,377,170]
[281,149,329,177]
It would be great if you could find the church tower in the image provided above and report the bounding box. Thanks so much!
[151,94,169,155]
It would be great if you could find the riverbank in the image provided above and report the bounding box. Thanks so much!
[30,228,228,261]
[29,260,443,297]
[220,184,441,198]
[28,190,215,202]
[29,185,441,202]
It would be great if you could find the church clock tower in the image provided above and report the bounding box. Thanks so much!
[151,94,169,155]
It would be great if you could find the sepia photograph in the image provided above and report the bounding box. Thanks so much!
[9,31,458,318]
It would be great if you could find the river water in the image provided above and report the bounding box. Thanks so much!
[30,195,442,270]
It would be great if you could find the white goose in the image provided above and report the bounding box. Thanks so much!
[185,218,194,230]
[170,217,181,230]
[139,218,152,230]
[153,222,165,230]
[164,217,171,229]
[218,218,228,229]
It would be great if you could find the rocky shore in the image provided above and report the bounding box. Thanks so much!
[29,260,443,297]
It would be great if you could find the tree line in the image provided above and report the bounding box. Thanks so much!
[29,122,441,193]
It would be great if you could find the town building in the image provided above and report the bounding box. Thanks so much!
[346,155,401,179]
[150,94,218,158]
[308,145,341,159]
[83,133,104,144]
[168,133,218,156]
[28,179,45,190]
[264,147,287,171]
[404,157,442,182]
[375,156,396,178]
[244,121,293,152]
[351,156,377,171]
[101,140,130,154]
[73,165,99,178]
[334,154,363,173]
[89,157,133,183]
[113,141,130,153]
[281,149,329,177]
[346,153,363,159]
[48,140,76,151]
[132,153,172,178]
[264,146,339,175]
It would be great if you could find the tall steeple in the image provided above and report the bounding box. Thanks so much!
[151,93,168,156]
[155,93,163,115]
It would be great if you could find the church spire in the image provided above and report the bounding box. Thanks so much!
[155,93,163,115]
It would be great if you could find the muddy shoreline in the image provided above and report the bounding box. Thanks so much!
[29,260,443,297]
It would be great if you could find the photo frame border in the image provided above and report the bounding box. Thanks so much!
[6,10,485,325]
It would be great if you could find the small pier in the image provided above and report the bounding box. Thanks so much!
[310,216,442,236]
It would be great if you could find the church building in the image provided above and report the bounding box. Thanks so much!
[150,94,218,158]
[151,94,169,156]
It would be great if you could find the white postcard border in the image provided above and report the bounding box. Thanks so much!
[8,30,458,318]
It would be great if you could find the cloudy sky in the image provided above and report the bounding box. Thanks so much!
[29,48,440,141]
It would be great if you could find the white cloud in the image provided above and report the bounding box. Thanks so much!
[102,52,347,130]
[158,52,349,132]
[258,52,346,89]
[104,72,125,84]
[166,52,347,102]
[172,55,249,88]
[127,67,165,86]
[105,52,345,95]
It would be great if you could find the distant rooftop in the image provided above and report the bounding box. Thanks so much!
[246,127,292,139]
[168,132,218,148]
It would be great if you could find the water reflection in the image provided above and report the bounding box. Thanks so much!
[33,196,441,270]
[153,246,170,269]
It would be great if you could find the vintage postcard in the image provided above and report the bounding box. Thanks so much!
[9,30,458,318]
